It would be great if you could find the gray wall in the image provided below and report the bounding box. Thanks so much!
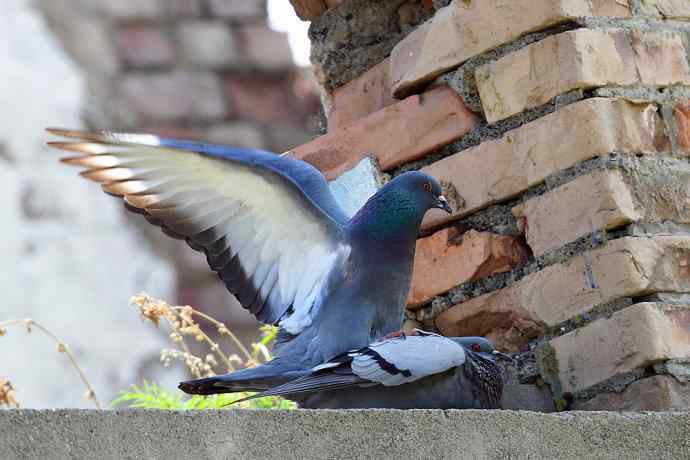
[2,409,690,459]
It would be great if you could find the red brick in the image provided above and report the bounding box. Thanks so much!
[573,375,690,411]
[406,229,529,308]
[238,25,293,70]
[328,59,395,132]
[289,0,343,20]
[118,71,226,122]
[176,21,240,68]
[674,100,690,153]
[115,26,174,68]
[206,122,266,149]
[85,0,202,19]
[289,86,478,180]
[224,74,299,124]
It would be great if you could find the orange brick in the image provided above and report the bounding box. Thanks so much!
[674,100,690,153]
[289,0,327,20]
[573,375,690,411]
[542,302,690,394]
[288,86,477,180]
[421,98,665,230]
[476,29,690,123]
[390,0,629,97]
[406,229,529,308]
[327,59,395,132]
[436,236,690,350]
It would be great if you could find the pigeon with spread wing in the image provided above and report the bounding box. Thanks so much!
[47,129,453,393]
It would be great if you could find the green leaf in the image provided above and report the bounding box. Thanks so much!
[112,380,296,410]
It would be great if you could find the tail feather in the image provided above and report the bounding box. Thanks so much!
[178,362,308,396]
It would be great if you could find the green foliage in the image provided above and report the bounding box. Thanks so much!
[112,381,295,410]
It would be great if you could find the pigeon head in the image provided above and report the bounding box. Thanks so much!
[348,171,452,243]
[450,337,514,362]
[386,171,452,215]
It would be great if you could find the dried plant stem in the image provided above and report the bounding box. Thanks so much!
[0,318,101,409]
[171,307,253,364]
[166,310,234,372]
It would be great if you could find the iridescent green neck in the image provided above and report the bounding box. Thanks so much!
[348,190,422,243]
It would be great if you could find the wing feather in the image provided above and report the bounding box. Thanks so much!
[350,336,466,386]
[48,129,351,332]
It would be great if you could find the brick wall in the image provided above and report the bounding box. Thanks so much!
[290,0,690,411]
[39,0,322,338]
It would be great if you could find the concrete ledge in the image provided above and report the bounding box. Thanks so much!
[2,410,690,459]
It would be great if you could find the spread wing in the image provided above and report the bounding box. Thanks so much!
[233,335,466,403]
[47,129,351,334]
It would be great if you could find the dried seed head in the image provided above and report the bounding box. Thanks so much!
[205,354,218,367]
[83,389,96,401]
[0,378,19,408]
[131,293,173,327]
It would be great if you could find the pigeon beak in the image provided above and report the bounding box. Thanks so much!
[436,195,452,214]
[492,350,515,363]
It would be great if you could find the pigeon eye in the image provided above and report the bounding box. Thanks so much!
[471,343,481,352]
[423,182,432,193]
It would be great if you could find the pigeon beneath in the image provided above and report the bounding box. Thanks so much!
[46,129,453,393]
[232,331,511,409]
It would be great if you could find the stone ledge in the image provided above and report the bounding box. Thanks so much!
[2,410,690,460]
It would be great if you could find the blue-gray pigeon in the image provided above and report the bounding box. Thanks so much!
[230,331,510,409]
[46,129,452,393]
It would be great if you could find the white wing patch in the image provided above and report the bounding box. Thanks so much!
[350,336,466,387]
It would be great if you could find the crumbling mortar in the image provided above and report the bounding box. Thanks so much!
[390,89,588,177]
[628,0,646,17]
[432,22,580,112]
[416,153,685,322]
[569,369,652,404]
[393,83,690,177]
[415,220,690,324]
[309,0,436,91]
[578,16,690,33]
[415,152,690,321]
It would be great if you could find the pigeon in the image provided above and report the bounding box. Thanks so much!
[231,331,511,409]
[46,129,453,393]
